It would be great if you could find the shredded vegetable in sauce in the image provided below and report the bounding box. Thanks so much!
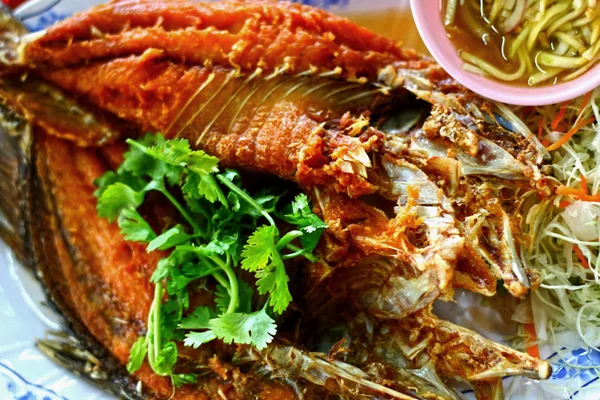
[515,88,600,390]
[443,0,600,86]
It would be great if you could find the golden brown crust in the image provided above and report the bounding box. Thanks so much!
[41,56,390,198]
[25,0,423,80]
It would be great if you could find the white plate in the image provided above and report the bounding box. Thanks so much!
[0,1,599,399]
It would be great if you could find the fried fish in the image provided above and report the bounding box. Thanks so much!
[0,1,552,399]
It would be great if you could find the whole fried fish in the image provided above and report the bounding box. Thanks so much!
[0,1,551,399]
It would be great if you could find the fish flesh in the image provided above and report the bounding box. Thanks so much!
[0,1,552,399]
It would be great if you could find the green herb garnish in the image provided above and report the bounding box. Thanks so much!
[95,134,325,384]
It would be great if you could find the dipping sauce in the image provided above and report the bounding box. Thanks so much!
[442,0,600,86]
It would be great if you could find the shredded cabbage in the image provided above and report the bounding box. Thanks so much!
[519,88,600,352]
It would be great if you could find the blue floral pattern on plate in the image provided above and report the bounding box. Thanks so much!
[548,348,600,398]
[0,363,66,400]
[23,10,69,32]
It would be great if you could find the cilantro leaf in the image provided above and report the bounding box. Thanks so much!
[126,336,147,373]
[214,232,240,259]
[179,306,213,330]
[138,138,220,201]
[165,269,192,307]
[122,134,169,181]
[97,183,145,221]
[255,250,292,314]
[161,299,184,342]
[241,225,292,313]
[165,268,191,296]
[215,281,254,314]
[153,341,178,376]
[241,188,286,217]
[151,246,204,284]
[241,225,277,272]
[94,171,147,199]
[118,208,157,243]
[180,261,219,280]
[151,258,172,283]
[227,191,241,212]
[143,138,189,185]
[94,171,120,198]
[237,281,255,314]
[172,374,197,388]
[123,136,219,190]
[184,195,210,216]
[183,172,221,203]
[147,225,192,252]
[220,169,241,185]
[208,308,277,350]
[146,139,218,176]
[214,284,230,315]
[282,194,327,252]
[193,241,230,257]
[183,331,217,348]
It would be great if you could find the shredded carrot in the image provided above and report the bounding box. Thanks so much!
[537,119,543,139]
[541,139,551,147]
[555,123,568,132]
[551,101,570,130]
[558,200,572,208]
[556,187,582,196]
[581,174,588,195]
[574,245,590,269]
[556,185,600,202]
[580,91,593,113]
[524,323,540,358]
[546,117,596,151]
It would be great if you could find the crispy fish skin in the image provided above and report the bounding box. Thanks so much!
[22,0,425,78]
[38,57,390,197]
[0,0,554,399]
[16,0,433,193]
[33,133,193,399]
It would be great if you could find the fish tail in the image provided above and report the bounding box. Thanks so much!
[37,331,145,400]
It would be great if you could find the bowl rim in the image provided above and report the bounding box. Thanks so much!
[409,0,600,106]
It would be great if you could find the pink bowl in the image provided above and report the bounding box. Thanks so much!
[410,0,600,106]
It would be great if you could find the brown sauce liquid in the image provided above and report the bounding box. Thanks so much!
[446,2,509,70]
[442,0,594,87]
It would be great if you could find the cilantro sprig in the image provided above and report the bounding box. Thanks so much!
[95,134,326,385]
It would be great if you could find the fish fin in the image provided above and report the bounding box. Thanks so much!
[0,78,123,147]
[393,308,551,381]
[247,344,422,400]
[0,103,32,267]
[37,331,144,400]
